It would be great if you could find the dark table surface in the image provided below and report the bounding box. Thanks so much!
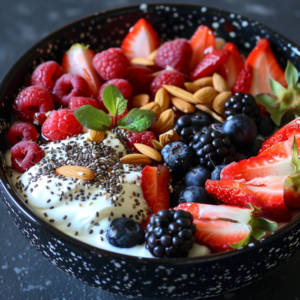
[1,0,300,299]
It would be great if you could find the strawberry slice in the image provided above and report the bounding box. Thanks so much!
[189,25,216,71]
[232,63,253,94]
[61,44,102,98]
[121,18,160,60]
[245,38,287,96]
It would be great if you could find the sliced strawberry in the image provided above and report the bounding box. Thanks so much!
[232,63,253,94]
[189,25,216,71]
[121,18,160,60]
[61,44,102,98]
[245,38,287,96]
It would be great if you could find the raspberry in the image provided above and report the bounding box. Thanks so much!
[13,86,55,123]
[41,109,83,141]
[7,122,39,145]
[30,61,66,90]
[53,74,91,107]
[126,131,157,152]
[92,48,130,81]
[150,70,185,95]
[11,141,44,172]
[126,66,153,95]
[155,39,192,74]
[68,97,100,111]
[98,79,133,112]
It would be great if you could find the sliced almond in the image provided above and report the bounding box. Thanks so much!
[120,154,152,165]
[184,82,200,93]
[132,94,150,108]
[212,91,232,116]
[215,37,226,50]
[192,77,213,88]
[155,87,170,111]
[134,143,162,162]
[194,87,217,104]
[150,108,174,136]
[89,130,105,142]
[131,57,155,66]
[140,102,162,119]
[151,139,163,152]
[56,166,96,181]
[151,70,163,77]
[159,129,181,146]
[148,49,158,61]
[212,73,230,93]
[171,97,195,113]
[163,85,198,104]
[195,104,225,123]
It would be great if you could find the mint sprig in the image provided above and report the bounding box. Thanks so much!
[103,84,128,117]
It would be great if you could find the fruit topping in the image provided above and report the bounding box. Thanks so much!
[126,130,157,152]
[7,122,39,145]
[179,186,214,204]
[211,164,226,180]
[126,66,153,95]
[232,63,253,95]
[257,116,276,137]
[185,166,211,187]
[68,97,100,111]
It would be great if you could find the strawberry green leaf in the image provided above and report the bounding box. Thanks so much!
[269,78,287,99]
[255,94,279,109]
[252,217,278,232]
[103,84,125,117]
[74,105,111,131]
[285,61,299,88]
[252,229,266,241]
[118,108,156,132]
[229,231,251,249]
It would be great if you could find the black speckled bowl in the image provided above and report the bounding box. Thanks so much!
[1,4,300,299]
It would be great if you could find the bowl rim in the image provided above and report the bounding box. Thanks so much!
[1,2,300,264]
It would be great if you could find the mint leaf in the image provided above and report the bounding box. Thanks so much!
[118,108,156,132]
[269,78,287,98]
[285,61,299,87]
[103,84,124,116]
[116,97,127,116]
[74,105,111,131]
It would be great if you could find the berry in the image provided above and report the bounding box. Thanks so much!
[53,74,91,107]
[257,116,275,136]
[150,70,185,95]
[190,128,236,170]
[7,122,39,145]
[106,218,145,248]
[126,66,153,95]
[208,123,223,132]
[211,164,226,180]
[145,209,196,258]
[185,166,211,187]
[249,138,263,156]
[155,38,192,74]
[13,86,55,123]
[179,186,213,204]
[186,110,213,130]
[30,61,65,90]
[170,179,186,208]
[232,63,253,94]
[11,141,44,172]
[173,116,194,144]
[126,131,157,152]
[41,109,83,141]
[68,97,100,111]
[224,93,261,124]
[92,48,130,81]
[161,141,194,173]
[222,114,257,149]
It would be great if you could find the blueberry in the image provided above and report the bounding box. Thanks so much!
[209,123,223,132]
[185,166,211,187]
[161,142,194,173]
[169,180,186,208]
[186,110,213,130]
[222,114,257,149]
[179,186,215,204]
[234,152,249,161]
[257,116,275,136]
[106,218,145,248]
[211,164,226,180]
[250,138,264,156]
[177,116,192,127]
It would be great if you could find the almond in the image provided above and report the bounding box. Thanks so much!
[215,37,226,50]
[151,70,163,77]
[195,104,225,123]
[89,130,105,142]
[134,143,162,162]
[140,102,162,119]
[132,94,150,108]
[184,82,200,93]
[212,73,230,93]
[150,108,174,136]
[56,165,96,181]
[192,77,213,88]
[154,87,170,111]
[163,85,198,104]
[159,129,181,146]
[194,87,217,104]
[212,91,232,116]
[151,139,163,152]
[171,97,195,113]
[120,154,152,165]
[148,49,158,61]
[131,57,155,66]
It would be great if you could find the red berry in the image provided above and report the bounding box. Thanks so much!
[30,61,66,90]
[53,74,91,107]
[7,122,39,145]
[92,48,130,81]
[109,109,129,129]
[126,66,153,95]
[150,70,185,95]
[155,39,192,74]
[13,86,55,123]
[41,109,83,141]
[68,97,100,111]
[126,131,157,152]
[11,141,44,172]
[232,63,253,94]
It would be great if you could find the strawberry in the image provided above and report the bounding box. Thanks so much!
[189,25,216,71]
[175,203,277,253]
[61,44,102,98]
[121,18,160,60]
[232,63,253,94]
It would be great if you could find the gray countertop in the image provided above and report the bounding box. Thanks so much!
[1,0,300,299]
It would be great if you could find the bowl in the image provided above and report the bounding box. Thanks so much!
[1,3,300,299]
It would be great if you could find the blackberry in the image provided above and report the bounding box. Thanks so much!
[145,210,196,258]
[190,127,236,169]
[224,92,261,123]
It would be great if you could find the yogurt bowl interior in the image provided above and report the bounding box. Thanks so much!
[1,3,300,299]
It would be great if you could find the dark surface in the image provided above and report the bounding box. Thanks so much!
[1,0,300,299]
